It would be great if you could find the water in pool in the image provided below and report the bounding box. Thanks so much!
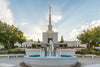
[29,55,72,58]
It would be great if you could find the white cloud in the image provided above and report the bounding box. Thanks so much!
[51,15,62,23]
[0,0,13,25]
[46,14,62,23]
[18,22,42,41]
[70,20,100,40]
[21,22,27,26]
[46,5,62,24]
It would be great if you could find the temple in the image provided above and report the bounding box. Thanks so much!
[43,6,58,44]
[14,6,86,48]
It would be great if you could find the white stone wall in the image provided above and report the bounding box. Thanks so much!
[24,56,77,66]
[22,42,33,47]
[95,47,100,50]
[43,32,58,44]
[14,42,21,47]
[43,33,48,44]
[53,33,58,43]
[64,41,86,47]
[0,46,4,49]
[25,48,76,56]
[25,49,40,55]
[14,41,86,48]
[61,49,76,56]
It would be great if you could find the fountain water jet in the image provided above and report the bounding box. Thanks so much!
[40,40,61,57]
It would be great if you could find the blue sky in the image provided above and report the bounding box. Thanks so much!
[0,0,100,41]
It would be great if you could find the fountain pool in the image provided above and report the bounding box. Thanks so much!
[24,40,77,66]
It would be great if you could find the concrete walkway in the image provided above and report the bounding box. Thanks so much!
[84,64,100,67]
[0,57,100,67]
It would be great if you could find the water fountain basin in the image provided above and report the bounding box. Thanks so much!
[24,55,77,66]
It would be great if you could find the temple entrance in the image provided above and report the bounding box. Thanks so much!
[48,38,53,43]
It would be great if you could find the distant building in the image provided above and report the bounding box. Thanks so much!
[0,45,4,49]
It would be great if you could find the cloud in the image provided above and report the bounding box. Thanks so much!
[46,14,62,23]
[0,0,13,25]
[18,22,42,41]
[21,22,27,26]
[46,5,62,24]
[70,20,100,40]
[51,15,62,23]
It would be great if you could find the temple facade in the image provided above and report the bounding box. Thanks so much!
[43,6,58,44]
[14,6,86,48]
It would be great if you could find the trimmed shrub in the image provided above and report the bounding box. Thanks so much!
[37,45,41,47]
[75,51,81,54]
[95,51,100,55]
[0,51,7,54]
[32,44,36,48]
[7,49,25,54]
[64,44,67,48]
[75,48,100,55]
[59,45,63,47]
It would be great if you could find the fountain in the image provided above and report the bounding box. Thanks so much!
[24,40,77,66]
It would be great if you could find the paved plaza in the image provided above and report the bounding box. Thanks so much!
[0,57,100,67]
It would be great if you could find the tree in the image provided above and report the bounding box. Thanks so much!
[77,26,100,50]
[37,38,40,43]
[29,39,33,42]
[60,36,64,43]
[0,21,26,49]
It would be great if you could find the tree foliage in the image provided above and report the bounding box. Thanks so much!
[60,36,64,43]
[37,38,40,43]
[77,26,100,49]
[0,21,26,49]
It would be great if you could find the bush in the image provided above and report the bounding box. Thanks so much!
[76,48,90,55]
[59,45,63,47]
[64,44,67,48]
[95,51,100,55]
[75,51,81,54]
[32,44,36,48]
[14,46,18,48]
[7,49,25,54]
[0,48,25,54]
[75,48,100,55]
[0,51,7,54]
[37,45,41,47]
[7,50,12,54]
[88,51,92,54]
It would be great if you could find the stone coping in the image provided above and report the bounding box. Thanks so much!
[0,63,16,67]
[24,55,77,66]
[61,49,76,52]
[25,49,40,52]
[24,55,77,59]
[85,64,100,67]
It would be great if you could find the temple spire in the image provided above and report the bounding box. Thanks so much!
[48,6,52,32]
[49,6,51,25]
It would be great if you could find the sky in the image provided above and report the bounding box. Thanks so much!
[0,0,100,41]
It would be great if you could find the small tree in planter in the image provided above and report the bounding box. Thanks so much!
[37,38,40,43]
[59,45,63,47]
[32,44,36,48]
[38,45,41,47]
[64,44,68,48]
[60,36,64,43]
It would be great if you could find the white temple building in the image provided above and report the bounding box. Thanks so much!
[43,6,58,44]
[14,6,86,48]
